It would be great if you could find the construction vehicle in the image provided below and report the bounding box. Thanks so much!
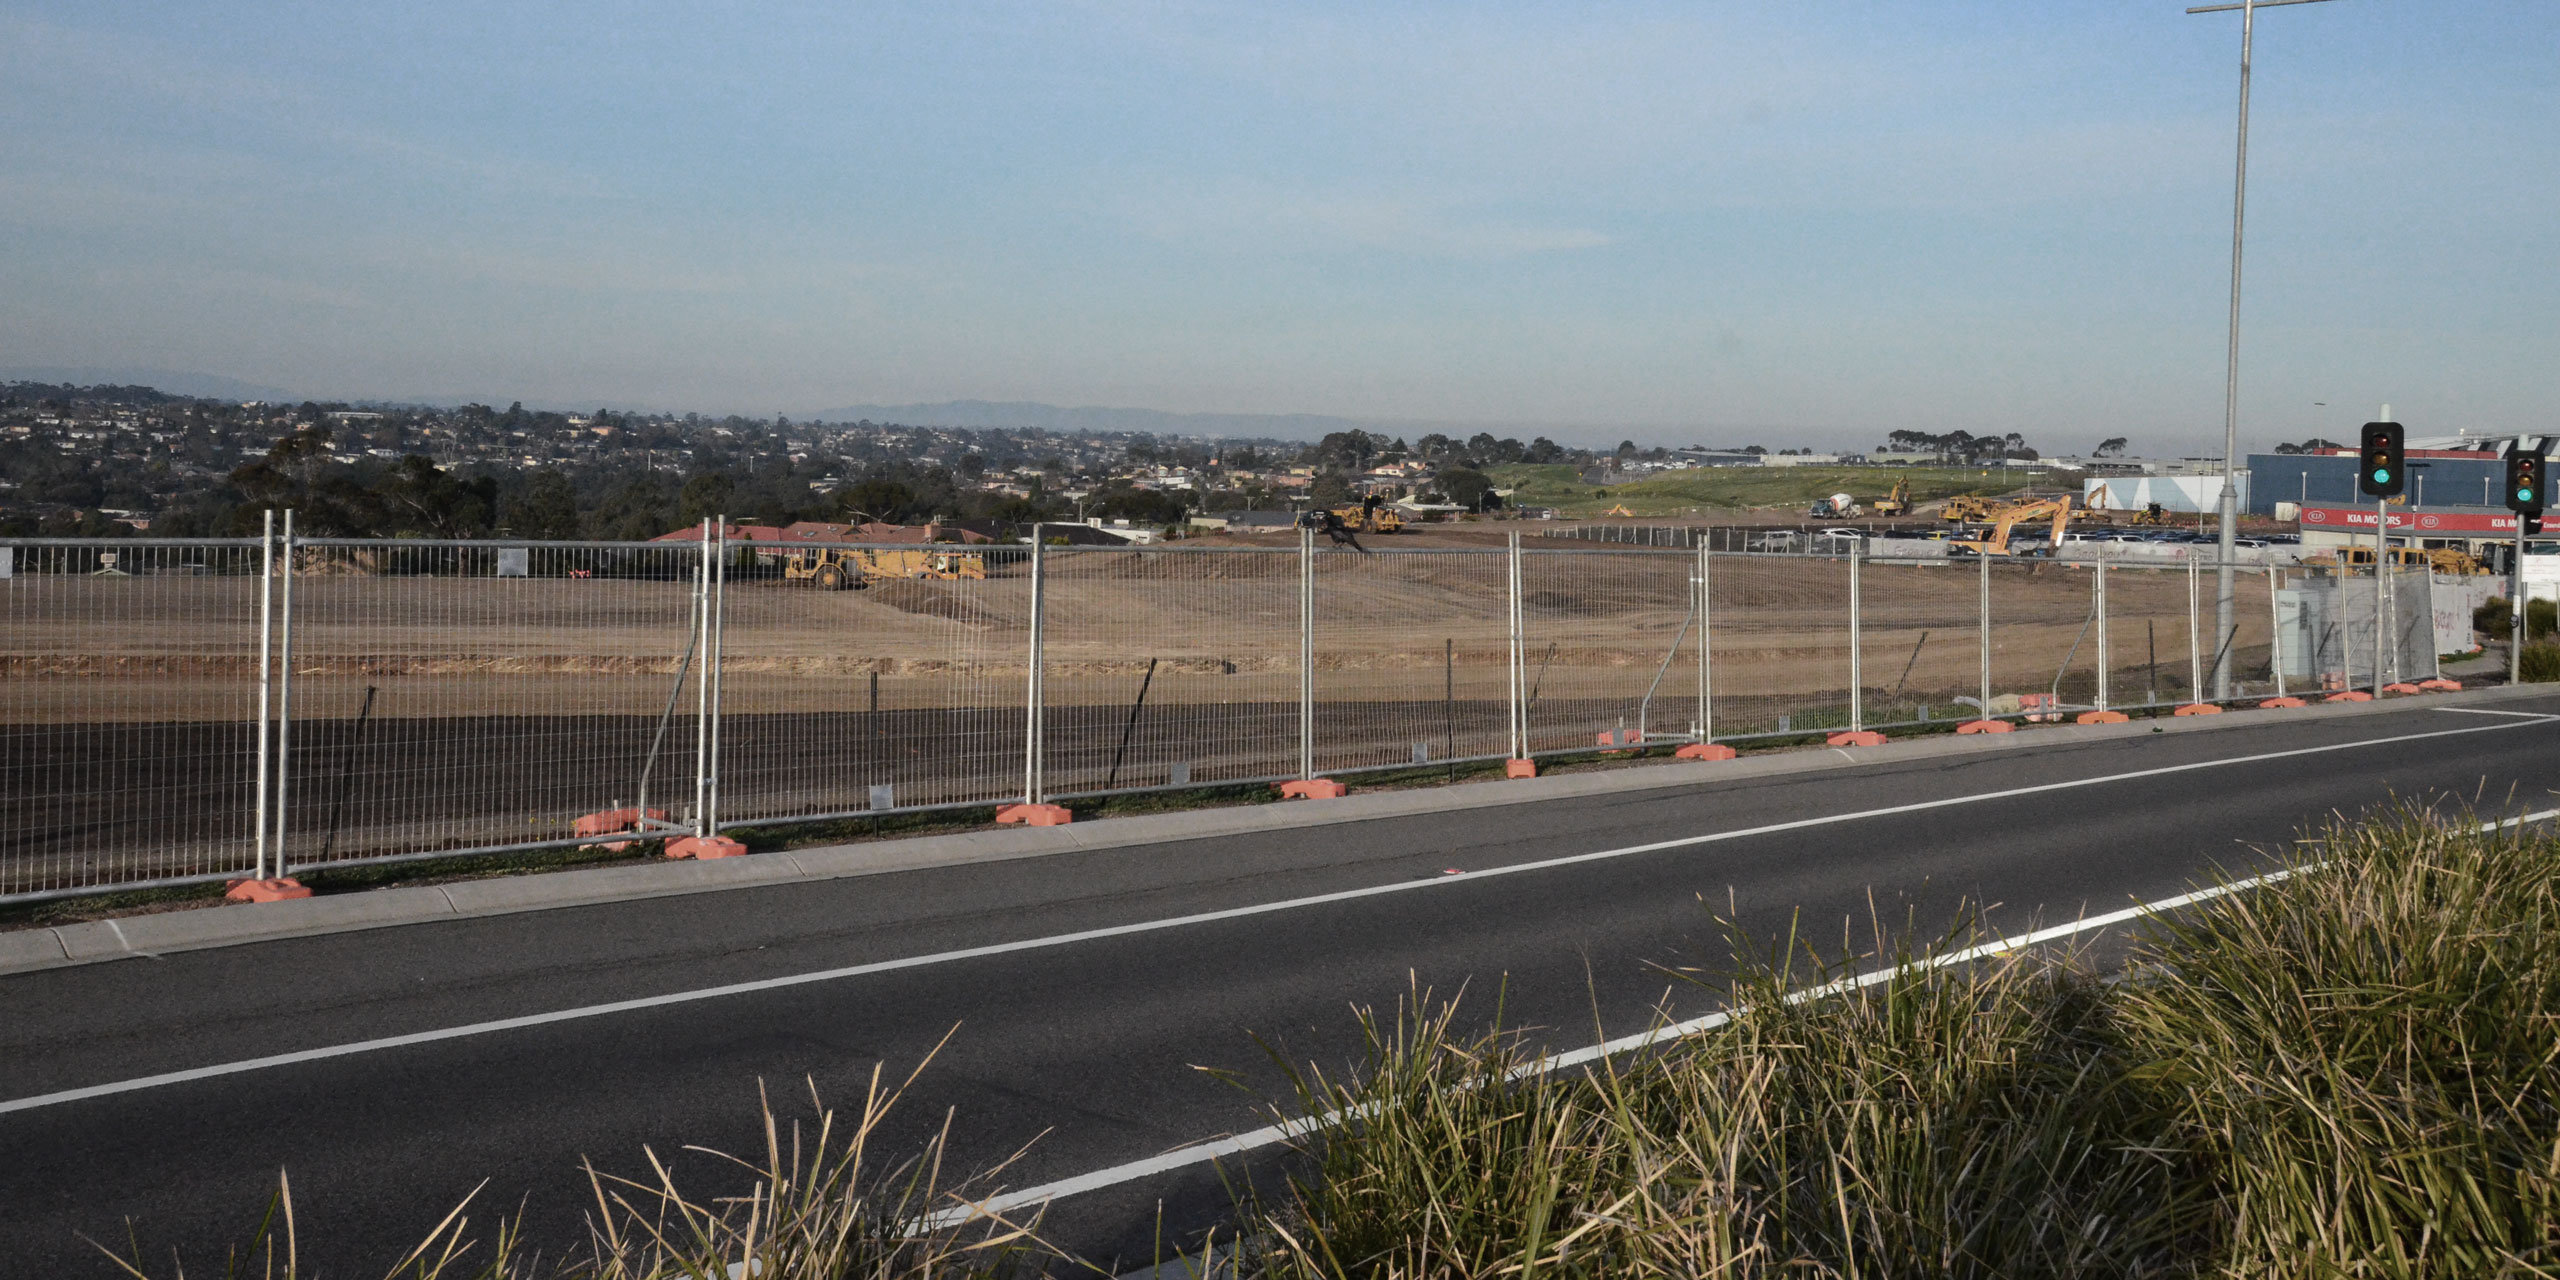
[1809,492,1864,519]
[1873,479,1911,517]
[781,546,988,589]
[2081,483,2171,527]
[2322,545,2490,576]
[1946,497,2072,558]
[1939,494,1998,524]
[1328,495,1405,534]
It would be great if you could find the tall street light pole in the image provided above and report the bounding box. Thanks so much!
[2188,0,2335,697]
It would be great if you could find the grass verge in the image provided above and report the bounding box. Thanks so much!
[1231,803,2560,1277]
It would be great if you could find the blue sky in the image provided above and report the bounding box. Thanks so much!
[3,2,2552,452]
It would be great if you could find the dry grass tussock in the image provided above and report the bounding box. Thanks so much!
[92,1041,1085,1280]
[1234,803,2560,1279]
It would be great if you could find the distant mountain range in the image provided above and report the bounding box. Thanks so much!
[1,366,294,402]
[801,399,1409,442]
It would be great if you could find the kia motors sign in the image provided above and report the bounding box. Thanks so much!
[2296,506,2531,534]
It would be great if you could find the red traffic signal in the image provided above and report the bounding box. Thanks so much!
[2357,422,2404,498]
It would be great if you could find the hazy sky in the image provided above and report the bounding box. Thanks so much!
[4,2,2553,452]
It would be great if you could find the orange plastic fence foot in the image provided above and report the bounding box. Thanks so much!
[1675,742,1738,760]
[2381,682,2423,695]
[574,805,667,851]
[224,877,312,903]
[2418,678,2462,691]
[1826,730,1888,747]
[1504,759,1538,778]
[1594,730,1644,752]
[2172,703,2222,716]
[2076,710,2131,725]
[2258,696,2309,709]
[664,835,749,860]
[2324,690,2375,703]
[1277,778,1348,799]
[994,803,1074,826]
[1955,719,2014,734]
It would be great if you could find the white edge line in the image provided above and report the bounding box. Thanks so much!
[2432,706,2560,718]
[1,717,2550,1120]
[930,804,2560,1227]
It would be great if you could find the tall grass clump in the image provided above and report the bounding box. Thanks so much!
[2517,641,2560,683]
[96,1054,1068,1280]
[1244,805,2560,1278]
[2119,807,2560,1275]
[1244,944,2197,1279]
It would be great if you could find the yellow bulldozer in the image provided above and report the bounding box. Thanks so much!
[781,546,988,590]
[1329,496,1405,534]
[1938,494,1998,524]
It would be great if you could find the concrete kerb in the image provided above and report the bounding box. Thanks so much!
[5,683,2549,978]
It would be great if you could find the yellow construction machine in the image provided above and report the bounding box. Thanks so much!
[1329,496,1405,534]
[1938,494,1998,524]
[1873,479,1911,517]
[1947,497,2072,558]
[782,546,988,589]
[2322,545,2489,576]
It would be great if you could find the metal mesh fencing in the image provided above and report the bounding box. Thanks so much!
[1516,547,1700,754]
[279,540,707,871]
[0,540,268,897]
[1856,558,1983,728]
[2104,561,2212,710]
[2284,566,2439,691]
[1311,547,1513,774]
[1033,544,1299,797]
[1707,551,1856,737]
[0,529,2498,904]
[717,541,1029,823]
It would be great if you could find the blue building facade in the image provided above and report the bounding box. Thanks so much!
[2246,451,2508,516]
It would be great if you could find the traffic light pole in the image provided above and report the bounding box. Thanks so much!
[2373,495,2387,696]
[2513,521,2527,687]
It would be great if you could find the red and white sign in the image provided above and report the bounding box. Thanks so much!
[2296,506,2525,533]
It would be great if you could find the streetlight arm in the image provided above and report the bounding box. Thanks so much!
[2186,0,2331,11]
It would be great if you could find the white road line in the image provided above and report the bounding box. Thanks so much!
[939,805,2560,1227]
[2433,706,2560,718]
[0,716,2547,1118]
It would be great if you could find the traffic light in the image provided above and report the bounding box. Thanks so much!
[2358,421,2405,497]
[2505,445,2546,516]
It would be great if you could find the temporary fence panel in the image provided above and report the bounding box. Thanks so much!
[2281,567,2436,691]
[1855,558,1980,727]
[1033,543,1299,797]
[279,539,707,870]
[0,540,268,898]
[2105,562,2209,709]
[714,540,1030,825]
[1983,560,2097,721]
[1702,551,1856,738]
[1310,547,1512,775]
[1513,547,1699,754]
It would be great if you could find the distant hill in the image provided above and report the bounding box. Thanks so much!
[0,367,293,402]
[802,399,1405,442]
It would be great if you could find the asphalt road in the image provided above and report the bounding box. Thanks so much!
[6,694,2559,1274]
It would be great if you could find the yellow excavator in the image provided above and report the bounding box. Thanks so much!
[1873,479,1911,518]
[782,546,988,589]
[1947,497,2073,558]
